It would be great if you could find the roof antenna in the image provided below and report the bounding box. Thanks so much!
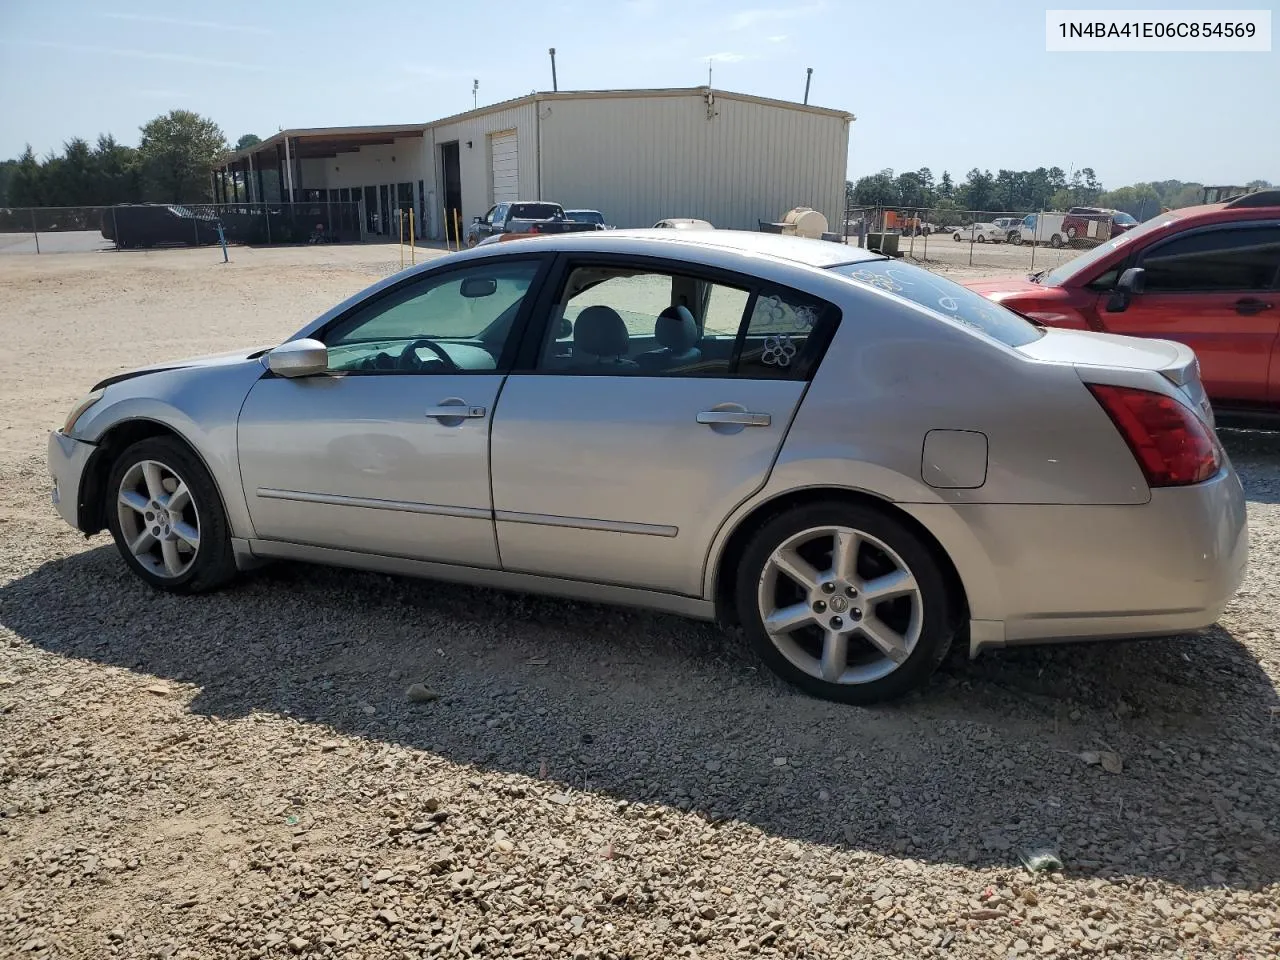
[707,58,713,88]
[803,67,812,104]
[549,47,558,92]
[472,79,479,109]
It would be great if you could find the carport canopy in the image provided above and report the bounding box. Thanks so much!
[212,123,427,203]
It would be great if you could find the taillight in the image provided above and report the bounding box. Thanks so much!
[1086,383,1219,487]
[529,224,542,233]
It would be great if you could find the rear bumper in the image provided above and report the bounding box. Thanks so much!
[47,430,97,531]
[912,468,1248,653]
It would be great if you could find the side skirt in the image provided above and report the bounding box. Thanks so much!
[242,538,717,621]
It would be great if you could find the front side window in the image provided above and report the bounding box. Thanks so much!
[1138,227,1280,292]
[533,263,836,380]
[324,261,540,373]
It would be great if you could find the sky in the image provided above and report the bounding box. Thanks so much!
[0,0,1275,189]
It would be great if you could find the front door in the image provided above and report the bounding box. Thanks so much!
[1096,224,1280,404]
[490,257,839,596]
[237,258,546,565]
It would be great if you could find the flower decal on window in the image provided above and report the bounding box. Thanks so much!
[761,335,798,367]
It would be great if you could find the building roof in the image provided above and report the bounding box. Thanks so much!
[219,87,854,165]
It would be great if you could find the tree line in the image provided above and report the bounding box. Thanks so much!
[0,111,261,209]
[847,167,1272,219]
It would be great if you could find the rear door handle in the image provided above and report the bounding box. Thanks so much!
[697,410,771,427]
[1235,298,1274,316]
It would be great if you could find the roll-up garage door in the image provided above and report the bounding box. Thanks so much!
[491,132,518,204]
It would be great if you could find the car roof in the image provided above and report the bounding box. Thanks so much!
[475,228,883,268]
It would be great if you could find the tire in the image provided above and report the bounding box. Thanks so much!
[1066,226,1078,241]
[952,233,962,242]
[976,235,986,243]
[1008,232,1021,245]
[105,436,237,594]
[734,501,956,705]
[1049,234,1063,249]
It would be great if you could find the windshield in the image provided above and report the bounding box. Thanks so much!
[1114,212,1138,225]
[509,203,562,220]
[828,260,1042,347]
[1041,212,1180,286]
[566,210,604,225]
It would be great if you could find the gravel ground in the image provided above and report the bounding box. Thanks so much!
[1,246,1278,959]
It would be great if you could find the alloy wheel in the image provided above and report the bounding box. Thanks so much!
[116,459,201,579]
[757,525,923,686]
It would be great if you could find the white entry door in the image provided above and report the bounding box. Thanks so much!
[491,131,518,204]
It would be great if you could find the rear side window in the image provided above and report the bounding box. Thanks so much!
[735,287,838,380]
[1138,227,1280,292]
[829,260,1042,347]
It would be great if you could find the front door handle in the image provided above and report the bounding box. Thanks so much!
[425,401,486,420]
[697,410,771,427]
[1235,298,1274,316]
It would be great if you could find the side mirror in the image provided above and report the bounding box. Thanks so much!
[473,216,483,224]
[1106,267,1146,313]
[267,338,328,377]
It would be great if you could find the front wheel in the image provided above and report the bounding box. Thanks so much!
[734,502,955,704]
[952,233,962,242]
[1049,234,1063,248]
[976,235,987,243]
[105,436,237,593]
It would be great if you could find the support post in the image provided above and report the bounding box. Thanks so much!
[31,209,40,254]
[111,205,119,251]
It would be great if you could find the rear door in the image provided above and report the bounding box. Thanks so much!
[488,255,839,596]
[1096,223,1280,404]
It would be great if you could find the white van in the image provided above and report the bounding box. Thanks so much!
[1015,213,1068,248]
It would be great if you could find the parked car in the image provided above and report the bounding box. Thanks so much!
[101,204,221,249]
[565,209,612,229]
[49,230,1246,705]
[993,217,1023,243]
[963,189,1280,418]
[653,218,715,230]
[465,201,599,247]
[952,223,1004,243]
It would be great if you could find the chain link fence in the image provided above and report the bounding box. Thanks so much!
[1,202,367,255]
[841,203,1120,273]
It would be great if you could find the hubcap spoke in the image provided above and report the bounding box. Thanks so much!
[129,530,156,557]
[172,521,200,549]
[820,630,849,682]
[833,529,861,582]
[860,568,918,604]
[166,481,191,513]
[160,539,184,576]
[119,489,149,515]
[141,462,166,501]
[771,548,822,592]
[858,616,910,664]
[764,602,818,636]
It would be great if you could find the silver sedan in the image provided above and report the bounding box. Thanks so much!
[48,230,1248,704]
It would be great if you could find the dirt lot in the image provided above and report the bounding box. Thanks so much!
[1,244,1278,960]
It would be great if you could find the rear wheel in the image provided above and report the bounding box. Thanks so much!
[952,232,962,242]
[1049,234,1063,248]
[105,436,237,593]
[976,235,987,243]
[735,502,955,704]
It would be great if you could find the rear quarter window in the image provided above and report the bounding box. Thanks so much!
[829,260,1042,347]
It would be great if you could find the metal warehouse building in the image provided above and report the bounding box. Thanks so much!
[212,87,853,242]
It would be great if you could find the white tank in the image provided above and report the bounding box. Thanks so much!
[782,206,829,239]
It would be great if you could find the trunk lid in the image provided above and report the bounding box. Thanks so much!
[1018,328,1213,426]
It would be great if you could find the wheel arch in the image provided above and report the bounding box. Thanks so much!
[707,486,970,629]
[78,418,231,536]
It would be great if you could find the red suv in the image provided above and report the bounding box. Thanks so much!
[964,191,1280,418]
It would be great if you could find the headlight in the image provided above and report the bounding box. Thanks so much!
[63,390,104,436]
